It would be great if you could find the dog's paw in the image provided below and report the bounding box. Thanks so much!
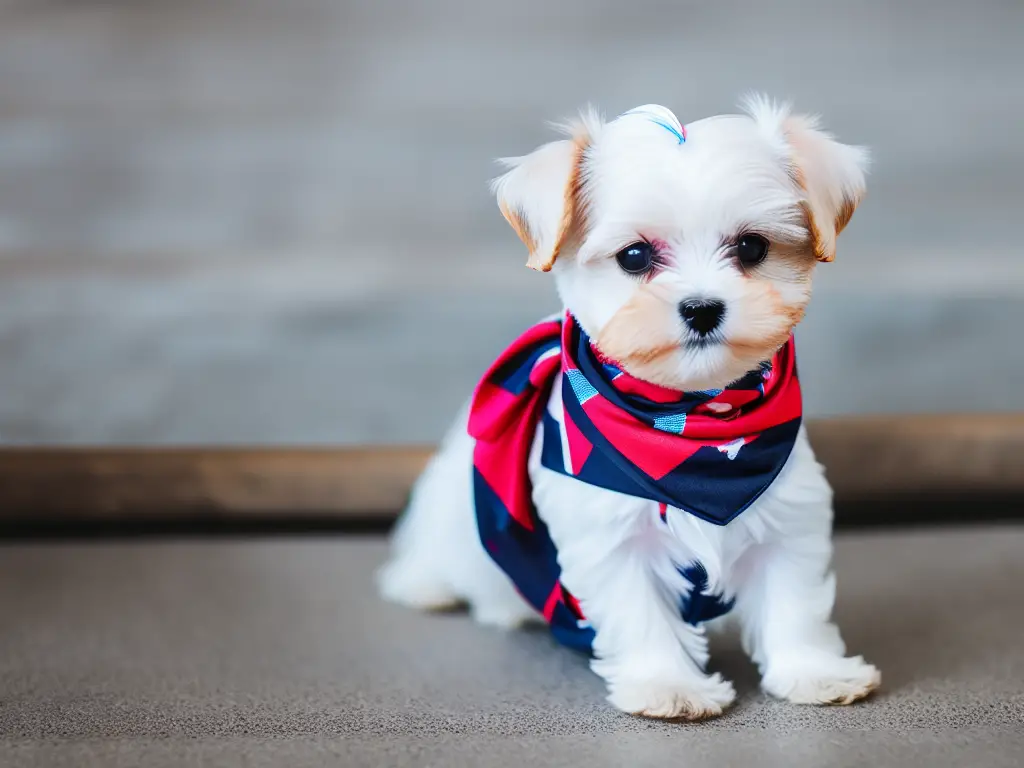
[762,654,880,705]
[376,559,462,612]
[606,672,736,721]
[470,598,538,630]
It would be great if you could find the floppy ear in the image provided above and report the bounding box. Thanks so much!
[783,114,869,262]
[491,126,591,272]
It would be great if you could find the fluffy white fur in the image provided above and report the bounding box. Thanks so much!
[378,97,879,720]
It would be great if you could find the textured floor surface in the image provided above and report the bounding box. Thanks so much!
[1,527,1022,767]
[1,0,1023,443]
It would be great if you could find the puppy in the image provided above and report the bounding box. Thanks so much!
[379,98,879,720]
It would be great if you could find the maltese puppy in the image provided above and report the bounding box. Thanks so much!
[379,97,880,720]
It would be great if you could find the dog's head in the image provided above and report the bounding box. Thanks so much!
[493,97,868,390]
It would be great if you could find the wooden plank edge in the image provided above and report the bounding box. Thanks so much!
[0,415,1021,524]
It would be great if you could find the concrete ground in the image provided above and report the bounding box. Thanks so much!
[1,0,1023,443]
[1,527,1022,767]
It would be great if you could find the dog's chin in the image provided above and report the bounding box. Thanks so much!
[616,336,780,393]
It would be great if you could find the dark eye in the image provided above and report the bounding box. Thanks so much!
[734,234,769,267]
[615,242,655,275]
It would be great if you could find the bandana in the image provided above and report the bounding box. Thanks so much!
[469,313,803,651]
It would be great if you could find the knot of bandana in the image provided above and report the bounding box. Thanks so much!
[468,312,802,651]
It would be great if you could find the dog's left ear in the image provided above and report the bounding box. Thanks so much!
[491,120,593,272]
[746,97,869,263]
[784,115,869,262]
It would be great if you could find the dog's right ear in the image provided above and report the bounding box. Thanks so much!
[491,124,592,272]
[743,95,868,263]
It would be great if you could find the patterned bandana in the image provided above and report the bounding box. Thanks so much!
[469,313,803,650]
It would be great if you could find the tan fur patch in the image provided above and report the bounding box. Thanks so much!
[499,202,537,255]
[834,195,858,236]
[761,236,818,279]
[595,287,681,378]
[527,133,590,272]
[728,283,802,358]
[800,201,833,262]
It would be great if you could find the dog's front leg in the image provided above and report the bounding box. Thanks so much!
[552,516,736,720]
[734,536,880,705]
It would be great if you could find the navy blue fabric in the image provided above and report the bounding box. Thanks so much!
[492,335,561,397]
[678,562,735,625]
[475,463,596,651]
[473,466,560,615]
[549,602,596,652]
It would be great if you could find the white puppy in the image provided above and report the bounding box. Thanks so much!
[379,97,880,720]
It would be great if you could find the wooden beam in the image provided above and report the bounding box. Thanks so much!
[0,446,429,521]
[807,414,1024,499]
[0,415,1021,524]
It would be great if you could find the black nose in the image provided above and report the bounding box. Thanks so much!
[679,299,726,335]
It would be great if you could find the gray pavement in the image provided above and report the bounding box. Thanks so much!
[2,528,1023,767]
[1,0,1022,442]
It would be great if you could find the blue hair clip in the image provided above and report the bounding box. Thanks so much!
[620,105,687,144]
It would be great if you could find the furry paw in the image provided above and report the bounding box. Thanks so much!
[605,672,736,721]
[470,599,538,630]
[376,559,462,612]
[762,654,880,705]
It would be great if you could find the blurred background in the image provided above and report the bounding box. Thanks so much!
[1,0,1021,445]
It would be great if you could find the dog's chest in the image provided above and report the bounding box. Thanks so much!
[528,378,756,610]
[532,462,751,595]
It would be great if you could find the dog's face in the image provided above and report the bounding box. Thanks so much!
[494,98,868,391]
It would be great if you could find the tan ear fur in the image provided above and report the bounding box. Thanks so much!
[492,125,592,272]
[784,115,869,262]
